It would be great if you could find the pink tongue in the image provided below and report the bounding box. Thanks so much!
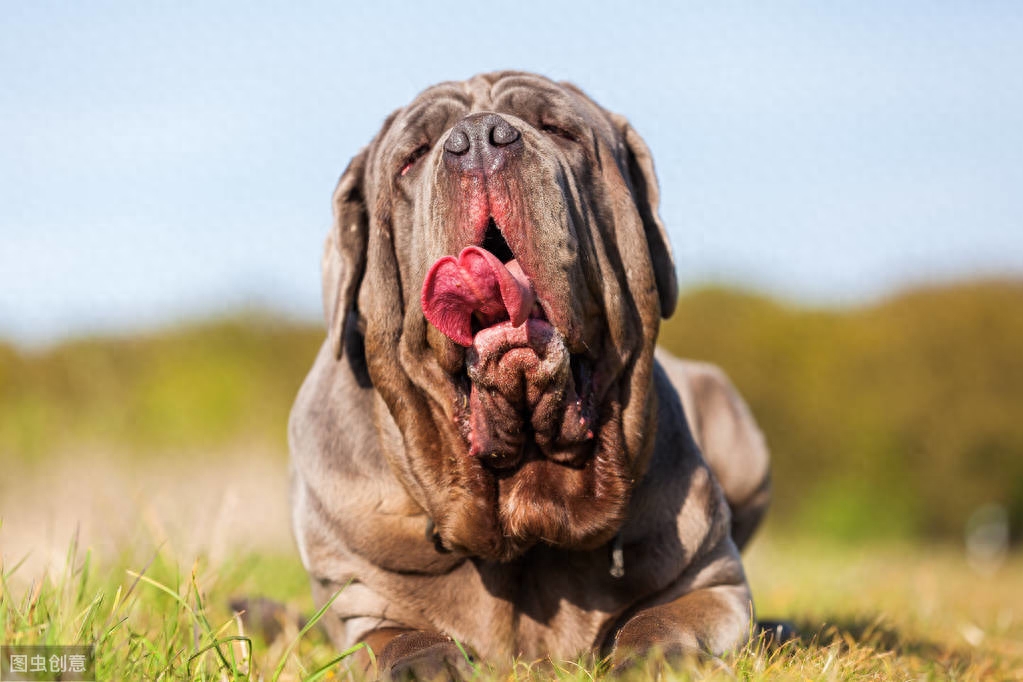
[421,246,536,347]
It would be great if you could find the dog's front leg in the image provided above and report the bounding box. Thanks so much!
[608,544,752,671]
[611,583,752,663]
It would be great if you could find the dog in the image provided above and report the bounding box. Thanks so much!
[289,71,771,678]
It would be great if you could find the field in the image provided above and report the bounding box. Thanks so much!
[2,279,1022,680]
[3,513,1021,680]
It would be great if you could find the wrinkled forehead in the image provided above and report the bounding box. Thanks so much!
[374,72,620,156]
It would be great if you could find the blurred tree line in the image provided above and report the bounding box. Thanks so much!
[660,279,1023,543]
[0,316,321,461]
[1,280,1020,543]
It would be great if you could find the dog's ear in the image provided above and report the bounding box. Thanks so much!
[324,147,369,358]
[611,114,679,319]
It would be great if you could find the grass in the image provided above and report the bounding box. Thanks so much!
[0,533,340,681]
[2,532,1020,681]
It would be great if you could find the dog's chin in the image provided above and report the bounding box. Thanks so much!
[493,449,629,556]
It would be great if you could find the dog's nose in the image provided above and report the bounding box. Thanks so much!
[443,113,522,175]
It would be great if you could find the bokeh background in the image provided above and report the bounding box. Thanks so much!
[2,2,1022,575]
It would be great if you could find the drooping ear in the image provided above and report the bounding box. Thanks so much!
[610,113,679,319]
[323,147,369,358]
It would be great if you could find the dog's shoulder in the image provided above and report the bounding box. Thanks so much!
[654,347,770,514]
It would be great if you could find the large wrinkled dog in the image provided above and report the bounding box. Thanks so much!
[290,71,771,678]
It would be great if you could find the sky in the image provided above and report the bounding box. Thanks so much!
[2,2,1021,345]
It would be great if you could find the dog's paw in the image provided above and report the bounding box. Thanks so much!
[378,631,476,681]
[610,609,702,664]
[607,606,738,677]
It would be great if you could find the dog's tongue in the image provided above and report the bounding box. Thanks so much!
[422,246,536,347]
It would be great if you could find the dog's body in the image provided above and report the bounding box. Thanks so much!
[290,72,770,676]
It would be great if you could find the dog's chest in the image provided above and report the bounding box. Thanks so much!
[430,546,660,660]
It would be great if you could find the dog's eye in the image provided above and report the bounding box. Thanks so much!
[540,123,578,143]
[399,144,430,177]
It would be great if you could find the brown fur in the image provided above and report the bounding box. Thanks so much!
[289,71,771,677]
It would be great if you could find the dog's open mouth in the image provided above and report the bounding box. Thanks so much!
[421,219,539,347]
[421,219,598,471]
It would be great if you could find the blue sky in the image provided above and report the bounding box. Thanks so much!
[2,2,1021,344]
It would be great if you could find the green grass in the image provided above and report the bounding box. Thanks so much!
[0,536,342,681]
[3,535,1020,680]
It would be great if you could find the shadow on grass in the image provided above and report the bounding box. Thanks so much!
[792,616,977,671]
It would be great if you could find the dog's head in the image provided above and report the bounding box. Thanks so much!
[324,71,677,561]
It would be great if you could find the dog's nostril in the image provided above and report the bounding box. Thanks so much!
[490,120,520,146]
[445,130,470,155]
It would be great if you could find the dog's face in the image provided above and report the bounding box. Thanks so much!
[326,71,677,561]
